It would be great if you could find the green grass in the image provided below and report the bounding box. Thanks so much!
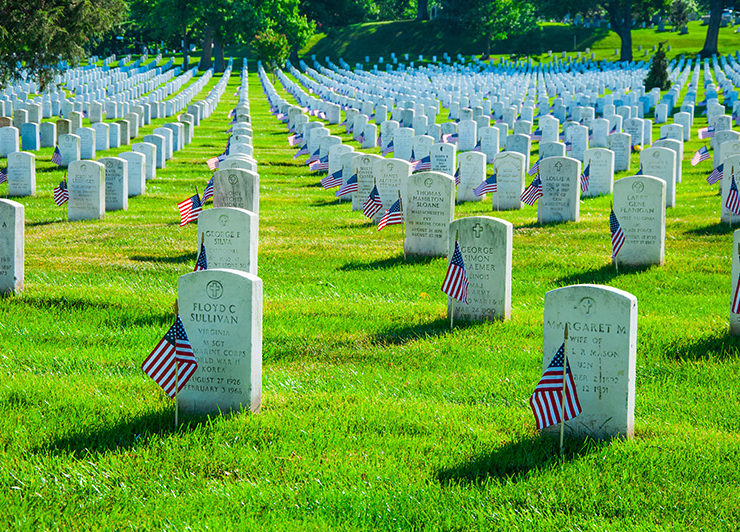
[300,19,740,64]
[2,60,740,529]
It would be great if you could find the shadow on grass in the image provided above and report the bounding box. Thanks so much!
[683,223,736,236]
[131,252,196,264]
[664,332,740,361]
[40,409,214,457]
[555,263,654,286]
[339,254,437,271]
[437,434,607,484]
[373,316,452,345]
[26,219,61,227]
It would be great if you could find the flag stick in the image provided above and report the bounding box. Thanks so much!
[450,230,459,330]
[560,323,569,455]
[173,299,180,429]
[399,190,406,260]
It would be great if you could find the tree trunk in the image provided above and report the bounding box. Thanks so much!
[416,0,429,20]
[607,0,633,62]
[181,26,189,70]
[700,0,723,57]
[214,38,225,73]
[199,25,214,71]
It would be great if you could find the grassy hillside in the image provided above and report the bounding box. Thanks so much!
[300,19,740,64]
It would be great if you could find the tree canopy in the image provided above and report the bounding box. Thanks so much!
[0,0,127,88]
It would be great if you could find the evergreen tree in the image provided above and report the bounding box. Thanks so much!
[645,43,671,92]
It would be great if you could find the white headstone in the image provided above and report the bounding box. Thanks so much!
[68,160,105,221]
[582,148,614,197]
[213,168,259,214]
[177,269,263,415]
[404,171,455,257]
[542,284,637,439]
[119,151,145,197]
[98,157,129,211]
[538,157,581,223]
[197,207,258,275]
[612,175,666,266]
[640,147,676,208]
[448,216,512,322]
[0,199,23,295]
[492,152,525,210]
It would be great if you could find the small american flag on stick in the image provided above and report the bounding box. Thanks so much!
[707,164,724,185]
[691,145,710,166]
[474,173,497,197]
[529,336,582,431]
[377,197,403,231]
[141,313,198,398]
[610,205,626,259]
[178,192,202,226]
[521,175,543,206]
[53,179,69,206]
[726,174,740,216]
[441,238,469,304]
[51,146,63,166]
[336,173,358,197]
[194,237,208,272]
[363,185,383,219]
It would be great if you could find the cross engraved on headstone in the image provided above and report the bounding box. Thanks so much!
[472,223,483,238]
[578,296,594,315]
[206,280,223,299]
[554,161,563,172]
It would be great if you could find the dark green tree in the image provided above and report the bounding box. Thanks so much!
[0,0,127,89]
[699,0,728,57]
[645,42,670,91]
[668,0,692,31]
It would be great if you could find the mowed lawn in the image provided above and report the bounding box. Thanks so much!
[1,61,739,529]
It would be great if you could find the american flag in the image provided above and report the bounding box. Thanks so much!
[530,128,542,141]
[51,146,63,166]
[53,179,69,206]
[0,167,7,185]
[529,342,582,430]
[288,134,302,146]
[194,241,208,271]
[732,271,740,314]
[206,156,220,171]
[565,141,572,152]
[363,185,383,218]
[320,168,342,188]
[228,108,235,118]
[382,140,394,156]
[580,164,590,193]
[528,158,541,176]
[141,315,198,398]
[454,166,461,185]
[415,155,431,171]
[357,132,365,144]
[441,240,469,303]
[377,133,382,147]
[474,173,497,196]
[726,174,740,215]
[610,124,618,134]
[306,149,321,164]
[473,140,482,152]
[202,177,214,203]
[409,149,416,163]
[377,198,403,230]
[691,146,711,166]
[698,125,715,139]
[294,144,309,158]
[178,194,202,226]
[610,207,626,258]
[707,164,724,185]
[636,167,643,175]
[336,173,358,197]
[310,155,329,172]
[521,175,543,205]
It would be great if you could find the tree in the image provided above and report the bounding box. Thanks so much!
[669,0,693,31]
[534,0,667,62]
[252,28,290,75]
[416,0,429,19]
[699,0,727,56]
[0,0,127,89]
[645,42,670,90]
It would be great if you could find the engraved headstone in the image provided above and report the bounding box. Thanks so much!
[58,133,80,167]
[538,157,580,223]
[456,151,486,203]
[612,175,666,266]
[492,152,525,210]
[0,199,23,295]
[213,168,259,214]
[640,147,676,208]
[7,151,35,197]
[608,132,632,172]
[447,216,512,322]
[98,157,129,211]
[582,148,615,197]
[429,142,456,176]
[542,284,637,439]
[352,153,382,212]
[197,207,258,275]
[404,171,454,257]
[120,151,145,197]
[177,269,263,415]
[68,160,105,221]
